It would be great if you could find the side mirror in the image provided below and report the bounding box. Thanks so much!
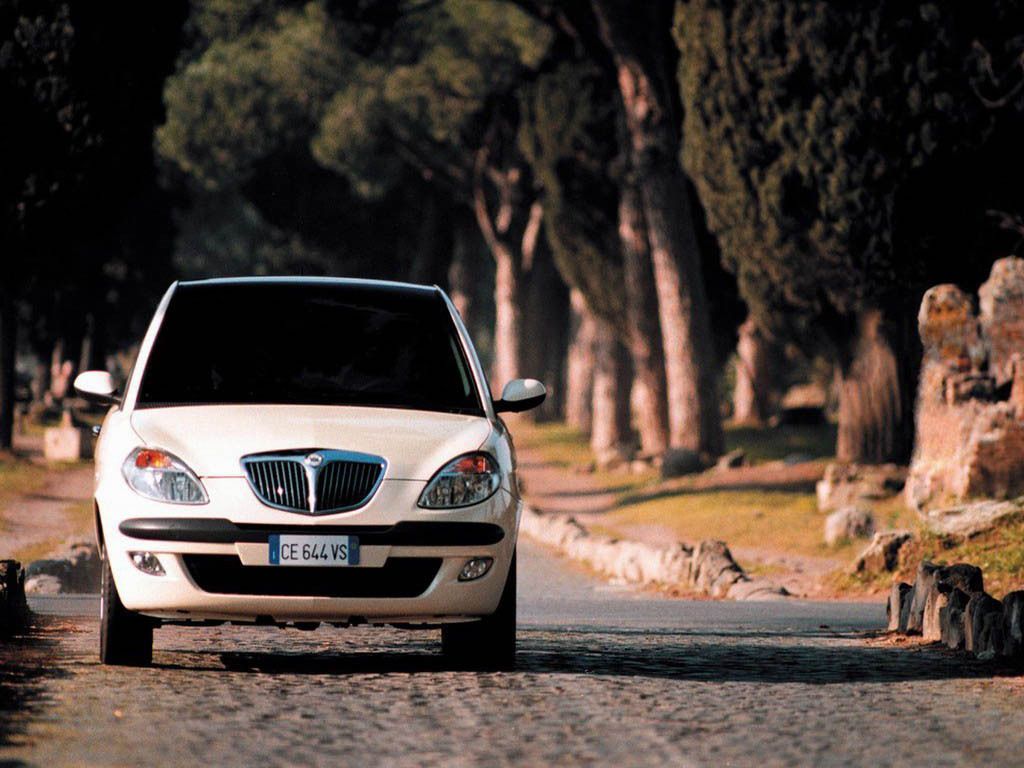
[494,378,547,414]
[73,370,119,406]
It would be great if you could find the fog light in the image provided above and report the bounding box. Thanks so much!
[129,551,166,576]
[458,557,493,582]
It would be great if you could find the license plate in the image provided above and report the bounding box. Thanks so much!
[268,534,360,566]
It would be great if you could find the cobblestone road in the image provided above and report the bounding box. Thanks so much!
[2,541,1023,767]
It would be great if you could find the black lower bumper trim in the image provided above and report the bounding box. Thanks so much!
[182,555,441,598]
[119,518,505,546]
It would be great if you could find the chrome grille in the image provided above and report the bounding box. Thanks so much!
[241,450,386,515]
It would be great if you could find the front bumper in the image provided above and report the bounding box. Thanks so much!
[98,476,519,624]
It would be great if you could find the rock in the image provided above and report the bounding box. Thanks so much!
[887,582,913,632]
[923,589,949,642]
[726,579,789,601]
[965,593,1004,657]
[940,588,971,650]
[715,449,746,471]
[26,557,71,583]
[852,531,913,574]
[908,262,1024,511]
[689,540,746,597]
[0,559,29,634]
[25,574,63,595]
[922,498,1024,538]
[978,256,1024,388]
[906,561,942,634]
[935,563,985,596]
[661,448,704,479]
[817,463,906,512]
[24,541,103,594]
[824,506,875,546]
[918,283,981,369]
[1001,591,1024,657]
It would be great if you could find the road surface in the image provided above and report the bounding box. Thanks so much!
[1,540,1022,767]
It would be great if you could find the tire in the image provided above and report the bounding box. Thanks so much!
[100,554,154,666]
[442,551,516,671]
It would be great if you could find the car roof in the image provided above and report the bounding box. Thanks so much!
[176,276,441,300]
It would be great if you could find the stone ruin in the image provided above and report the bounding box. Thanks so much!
[905,256,1024,518]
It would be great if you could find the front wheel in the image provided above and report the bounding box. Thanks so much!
[442,551,516,671]
[100,554,154,666]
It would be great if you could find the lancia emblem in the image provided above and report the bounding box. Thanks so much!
[304,452,324,467]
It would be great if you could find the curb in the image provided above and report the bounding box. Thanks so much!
[520,506,789,600]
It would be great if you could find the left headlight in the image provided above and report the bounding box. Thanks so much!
[122,447,209,504]
[418,452,501,509]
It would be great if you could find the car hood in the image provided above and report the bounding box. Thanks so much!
[130,405,493,480]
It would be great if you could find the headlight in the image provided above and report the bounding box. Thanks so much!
[418,453,500,509]
[122,447,208,504]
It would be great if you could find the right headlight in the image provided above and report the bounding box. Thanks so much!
[122,447,209,504]
[418,452,501,509]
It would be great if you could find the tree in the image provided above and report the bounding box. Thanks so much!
[0,0,185,448]
[518,53,656,454]
[677,0,1024,463]
[161,0,560,393]
[514,0,724,457]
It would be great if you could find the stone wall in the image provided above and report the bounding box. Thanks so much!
[906,257,1024,512]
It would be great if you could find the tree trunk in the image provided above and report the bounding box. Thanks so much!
[618,178,669,454]
[732,317,771,425]
[490,248,521,392]
[0,287,16,451]
[447,220,476,325]
[593,0,723,457]
[565,289,597,433]
[520,243,568,422]
[590,318,632,465]
[836,309,914,464]
[471,142,542,395]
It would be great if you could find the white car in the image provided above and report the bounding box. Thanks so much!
[74,277,545,670]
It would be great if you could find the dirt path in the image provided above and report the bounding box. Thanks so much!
[0,436,94,562]
[515,443,845,598]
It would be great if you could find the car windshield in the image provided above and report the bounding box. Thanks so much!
[135,281,482,415]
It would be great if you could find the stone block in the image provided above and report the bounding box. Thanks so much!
[936,563,985,595]
[965,592,1004,656]
[907,562,942,634]
[887,582,913,632]
[1002,591,1024,657]
[940,588,971,650]
[923,589,948,642]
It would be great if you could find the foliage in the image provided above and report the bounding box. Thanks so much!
[675,0,1024,340]
[518,55,625,320]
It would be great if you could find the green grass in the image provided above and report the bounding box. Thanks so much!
[835,520,1024,599]
[724,422,837,463]
[0,459,49,509]
[598,489,854,559]
[511,420,655,493]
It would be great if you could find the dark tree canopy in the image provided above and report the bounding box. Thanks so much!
[676,0,1024,342]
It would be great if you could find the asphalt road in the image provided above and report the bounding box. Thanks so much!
[2,541,1022,767]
